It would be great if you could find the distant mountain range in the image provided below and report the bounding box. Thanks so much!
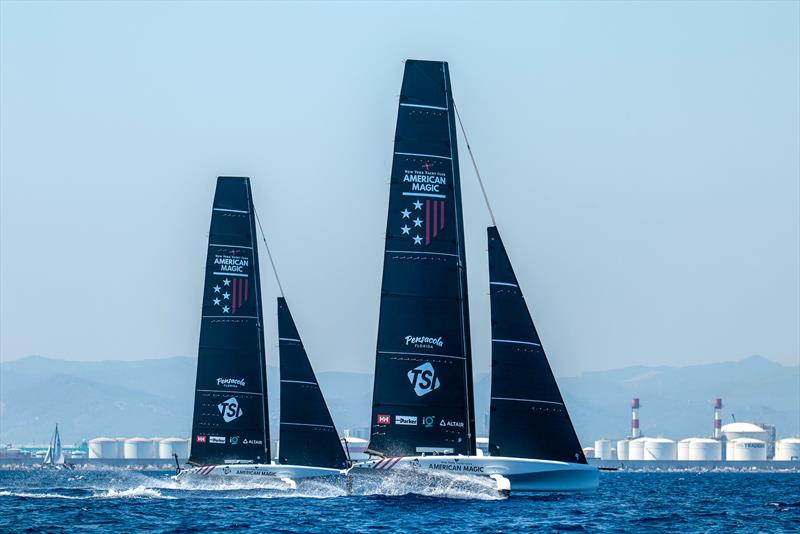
[1,355,797,445]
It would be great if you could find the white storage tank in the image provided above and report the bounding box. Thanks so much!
[774,438,800,461]
[643,438,677,460]
[594,440,613,460]
[677,439,691,460]
[689,438,722,461]
[88,437,120,459]
[728,438,767,461]
[158,438,189,460]
[582,447,595,459]
[628,437,648,460]
[123,437,156,459]
[721,422,768,443]
[616,439,629,461]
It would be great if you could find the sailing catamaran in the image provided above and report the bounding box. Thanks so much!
[42,424,68,469]
[351,60,598,492]
[176,177,347,486]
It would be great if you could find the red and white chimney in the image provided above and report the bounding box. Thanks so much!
[631,398,640,438]
[714,398,722,439]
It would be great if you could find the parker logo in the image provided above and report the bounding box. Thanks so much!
[408,362,440,396]
[195,435,207,443]
[395,415,418,426]
[209,436,226,444]
[404,335,443,348]
[218,397,243,423]
[216,377,246,388]
[377,414,391,425]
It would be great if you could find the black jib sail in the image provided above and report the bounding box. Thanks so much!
[277,298,348,469]
[189,177,270,466]
[368,60,476,457]
[487,226,586,463]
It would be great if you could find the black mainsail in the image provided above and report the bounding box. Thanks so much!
[277,298,348,469]
[189,177,270,466]
[368,59,476,457]
[487,226,586,463]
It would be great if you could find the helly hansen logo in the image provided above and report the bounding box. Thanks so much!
[377,414,391,425]
[408,362,440,397]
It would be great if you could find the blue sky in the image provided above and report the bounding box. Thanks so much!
[1,1,798,375]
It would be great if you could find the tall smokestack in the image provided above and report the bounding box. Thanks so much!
[714,398,722,439]
[631,398,640,438]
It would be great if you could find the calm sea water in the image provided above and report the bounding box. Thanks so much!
[0,469,798,532]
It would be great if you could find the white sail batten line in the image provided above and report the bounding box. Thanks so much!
[210,244,253,249]
[213,208,249,214]
[280,379,318,386]
[400,102,448,111]
[453,100,496,226]
[197,388,264,395]
[213,272,248,277]
[385,250,460,258]
[203,315,259,319]
[278,337,302,343]
[280,422,335,429]
[491,397,564,406]
[253,207,285,297]
[401,192,446,199]
[492,339,541,346]
[394,151,452,160]
[378,350,466,361]
[490,281,518,287]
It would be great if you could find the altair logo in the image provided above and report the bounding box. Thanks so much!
[407,362,440,396]
[218,397,243,423]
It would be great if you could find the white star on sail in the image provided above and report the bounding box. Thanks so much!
[413,235,423,245]
[223,292,230,299]
[413,217,423,227]
[223,278,231,286]
[413,200,423,210]
[222,305,230,313]
[401,209,411,219]
[213,285,221,293]
[401,225,410,235]
[213,298,221,305]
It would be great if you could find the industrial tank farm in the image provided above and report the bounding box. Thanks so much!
[587,398,798,470]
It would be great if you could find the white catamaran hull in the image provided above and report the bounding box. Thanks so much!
[352,456,599,492]
[175,463,347,489]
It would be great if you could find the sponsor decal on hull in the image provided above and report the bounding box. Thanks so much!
[427,462,485,473]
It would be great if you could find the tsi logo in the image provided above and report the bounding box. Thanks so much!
[407,362,440,396]
[218,397,243,423]
[395,415,418,426]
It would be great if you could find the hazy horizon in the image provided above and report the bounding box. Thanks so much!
[2,1,798,375]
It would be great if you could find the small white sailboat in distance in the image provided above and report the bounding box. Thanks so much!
[42,424,70,469]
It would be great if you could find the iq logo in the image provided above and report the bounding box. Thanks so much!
[423,416,435,428]
[218,397,243,423]
[407,362,440,396]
